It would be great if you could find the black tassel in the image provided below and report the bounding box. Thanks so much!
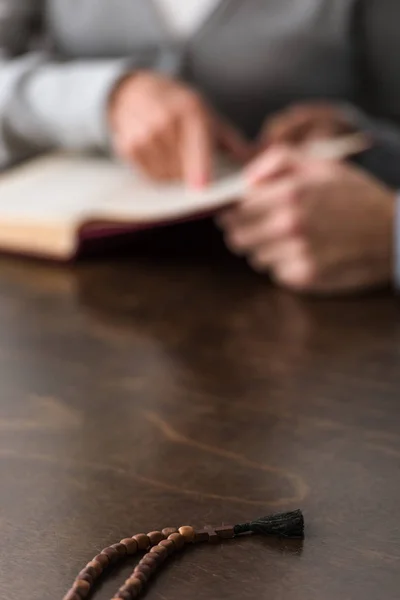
[233,510,304,539]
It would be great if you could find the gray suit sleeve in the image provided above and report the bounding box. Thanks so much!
[0,0,178,168]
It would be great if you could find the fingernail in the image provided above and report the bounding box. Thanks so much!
[245,167,263,187]
[245,156,267,182]
[193,174,210,190]
[186,180,202,191]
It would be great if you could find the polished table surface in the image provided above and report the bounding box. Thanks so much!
[1,222,400,600]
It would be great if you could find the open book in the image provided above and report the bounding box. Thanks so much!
[0,153,245,259]
[0,135,366,260]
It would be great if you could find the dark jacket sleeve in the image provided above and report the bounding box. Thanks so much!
[344,0,400,188]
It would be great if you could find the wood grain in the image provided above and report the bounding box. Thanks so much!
[0,221,399,600]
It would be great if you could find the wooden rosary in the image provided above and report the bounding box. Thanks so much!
[63,510,304,600]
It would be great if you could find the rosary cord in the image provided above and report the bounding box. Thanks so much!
[63,511,304,600]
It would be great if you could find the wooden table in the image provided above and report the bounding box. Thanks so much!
[1,222,400,600]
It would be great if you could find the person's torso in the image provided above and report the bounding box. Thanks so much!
[152,0,220,41]
[46,0,358,137]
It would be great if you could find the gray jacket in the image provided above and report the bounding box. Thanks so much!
[1,0,400,185]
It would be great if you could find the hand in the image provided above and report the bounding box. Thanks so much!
[260,101,358,147]
[109,71,252,187]
[218,147,395,294]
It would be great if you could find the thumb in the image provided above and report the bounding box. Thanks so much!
[245,146,303,186]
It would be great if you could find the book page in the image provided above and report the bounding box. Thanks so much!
[95,169,245,223]
[0,153,245,227]
[0,155,135,224]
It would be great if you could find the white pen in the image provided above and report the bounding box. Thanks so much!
[191,133,372,206]
[305,132,371,160]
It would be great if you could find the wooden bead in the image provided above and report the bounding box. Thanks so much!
[159,539,176,556]
[162,527,177,538]
[134,564,152,578]
[93,553,110,569]
[76,571,93,586]
[86,561,103,577]
[125,577,143,595]
[140,555,158,570]
[120,538,138,555]
[73,580,91,598]
[63,592,79,600]
[150,544,169,562]
[207,530,220,544]
[117,592,132,600]
[111,543,128,557]
[214,525,235,539]
[146,550,163,566]
[101,546,119,563]
[78,567,94,580]
[133,571,148,584]
[168,532,185,550]
[147,531,165,546]
[178,526,195,543]
[133,533,150,550]
[194,529,210,543]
